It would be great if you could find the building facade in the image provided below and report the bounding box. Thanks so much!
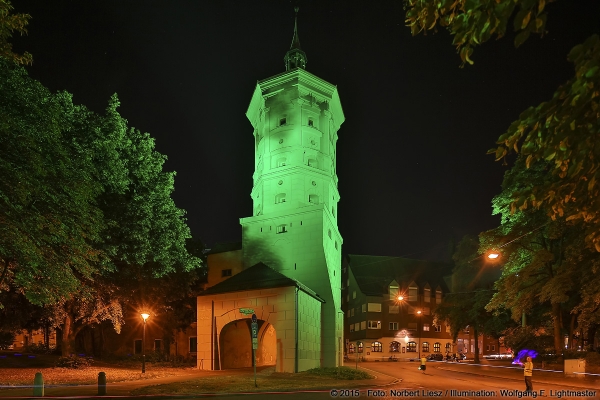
[196,9,345,372]
[342,255,455,360]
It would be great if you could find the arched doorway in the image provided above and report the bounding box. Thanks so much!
[219,319,276,369]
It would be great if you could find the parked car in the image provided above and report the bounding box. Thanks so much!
[484,353,514,360]
[427,353,444,361]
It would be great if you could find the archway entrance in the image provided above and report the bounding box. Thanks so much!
[219,319,276,369]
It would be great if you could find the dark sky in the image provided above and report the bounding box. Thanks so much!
[11,0,600,260]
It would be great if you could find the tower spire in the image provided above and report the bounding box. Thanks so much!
[284,7,307,70]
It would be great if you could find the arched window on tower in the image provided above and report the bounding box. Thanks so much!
[309,194,319,204]
[275,193,286,204]
[276,157,287,167]
[307,158,317,168]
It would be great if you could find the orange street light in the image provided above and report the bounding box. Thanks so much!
[397,295,404,301]
[141,313,150,373]
[487,253,500,259]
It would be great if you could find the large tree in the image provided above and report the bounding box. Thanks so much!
[405,0,600,252]
[0,0,32,65]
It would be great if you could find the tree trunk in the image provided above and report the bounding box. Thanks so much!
[568,314,576,350]
[473,326,480,363]
[551,302,562,355]
[61,314,74,357]
[587,325,597,351]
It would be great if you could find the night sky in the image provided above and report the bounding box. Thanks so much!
[10,0,600,260]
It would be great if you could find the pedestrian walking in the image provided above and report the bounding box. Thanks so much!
[419,356,427,373]
[523,356,533,392]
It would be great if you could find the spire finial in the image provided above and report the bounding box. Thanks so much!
[284,6,307,70]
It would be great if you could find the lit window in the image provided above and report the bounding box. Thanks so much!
[423,324,430,332]
[434,325,442,332]
[409,284,418,302]
[221,269,232,277]
[372,341,382,352]
[389,322,398,330]
[349,324,354,332]
[445,343,451,351]
[360,321,366,330]
[276,224,287,234]
[424,287,431,302]
[358,342,363,353]
[367,303,382,312]
[434,342,441,352]
[349,343,355,353]
[354,322,360,331]
[406,341,417,352]
[390,341,400,352]
[446,325,451,333]
[436,289,442,303]
[422,342,430,352]
[389,282,399,300]
[368,321,381,329]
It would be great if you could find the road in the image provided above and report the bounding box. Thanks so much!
[1,361,597,400]
[208,360,598,400]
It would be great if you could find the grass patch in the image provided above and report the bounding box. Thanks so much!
[306,366,374,380]
[132,367,375,395]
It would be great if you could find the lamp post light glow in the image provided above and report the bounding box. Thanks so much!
[141,313,150,374]
[487,252,500,259]
[397,295,404,301]
[416,310,422,360]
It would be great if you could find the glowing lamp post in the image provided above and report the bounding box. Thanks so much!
[487,252,500,259]
[141,313,150,373]
[416,310,422,360]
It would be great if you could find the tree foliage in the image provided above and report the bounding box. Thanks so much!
[0,58,201,354]
[405,1,600,252]
[405,0,552,65]
[0,0,32,65]
[481,158,599,353]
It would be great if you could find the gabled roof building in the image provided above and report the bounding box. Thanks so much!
[342,255,455,360]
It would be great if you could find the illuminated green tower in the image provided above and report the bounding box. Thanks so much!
[240,8,344,368]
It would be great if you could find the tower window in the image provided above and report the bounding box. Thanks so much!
[276,224,287,234]
[279,117,287,126]
[277,157,286,167]
[308,158,317,168]
[328,229,332,239]
[275,193,286,203]
[308,118,314,127]
[309,194,319,204]
[335,241,338,250]
[221,269,232,277]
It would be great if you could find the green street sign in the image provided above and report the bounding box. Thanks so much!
[239,308,255,315]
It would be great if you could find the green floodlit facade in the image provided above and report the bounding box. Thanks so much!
[196,10,345,372]
[241,63,345,368]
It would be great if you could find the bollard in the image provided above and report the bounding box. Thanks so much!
[98,371,107,396]
[33,372,44,397]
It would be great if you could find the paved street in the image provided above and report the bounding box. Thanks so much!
[0,360,597,400]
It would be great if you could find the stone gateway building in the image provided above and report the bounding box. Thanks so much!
[196,10,344,373]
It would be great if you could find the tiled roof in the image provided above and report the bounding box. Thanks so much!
[347,254,452,296]
[206,242,242,254]
[199,262,325,302]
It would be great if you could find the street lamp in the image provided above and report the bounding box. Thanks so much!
[141,313,150,374]
[416,310,422,360]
